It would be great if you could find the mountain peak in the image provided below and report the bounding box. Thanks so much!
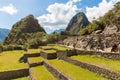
[66,12,89,34]
[3,14,46,45]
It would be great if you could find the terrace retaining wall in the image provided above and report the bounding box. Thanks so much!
[40,51,57,59]
[76,50,120,60]
[0,68,29,80]
[61,49,120,60]
[44,61,71,80]
[23,53,40,62]
[63,57,120,80]
[28,61,43,67]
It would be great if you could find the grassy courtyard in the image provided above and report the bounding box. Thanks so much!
[0,50,28,71]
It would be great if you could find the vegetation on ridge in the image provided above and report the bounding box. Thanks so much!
[79,2,120,35]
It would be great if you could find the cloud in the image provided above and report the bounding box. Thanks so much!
[37,0,81,32]
[85,0,120,22]
[0,4,18,15]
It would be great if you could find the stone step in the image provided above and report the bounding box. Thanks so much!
[27,57,43,67]
[29,65,56,80]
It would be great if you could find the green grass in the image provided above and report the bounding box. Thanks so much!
[30,66,56,80]
[47,59,108,80]
[71,55,120,73]
[27,49,41,54]
[13,77,28,80]
[54,45,70,51]
[41,46,53,50]
[28,57,43,64]
[42,50,56,53]
[0,50,28,71]
[47,44,56,46]
[41,44,70,51]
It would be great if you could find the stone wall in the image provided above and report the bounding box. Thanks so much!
[56,50,67,59]
[76,50,120,60]
[67,50,77,57]
[0,68,29,80]
[28,61,43,67]
[44,61,70,80]
[23,53,40,62]
[63,50,120,60]
[63,57,120,80]
[40,51,57,59]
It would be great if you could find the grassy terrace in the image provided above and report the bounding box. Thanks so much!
[0,50,28,71]
[41,44,70,51]
[30,66,56,80]
[28,57,43,64]
[71,55,120,73]
[42,50,56,53]
[40,46,53,50]
[54,45,70,51]
[47,59,108,80]
[27,49,41,54]
[13,77,28,80]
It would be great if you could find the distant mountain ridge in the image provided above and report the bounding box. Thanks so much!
[0,28,9,42]
[66,12,89,34]
[54,29,65,33]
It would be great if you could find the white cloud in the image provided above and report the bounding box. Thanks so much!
[85,0,120,22]
[0,4,18,15]
[37,0,81,32]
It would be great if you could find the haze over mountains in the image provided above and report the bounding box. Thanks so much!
[0,28,9,42]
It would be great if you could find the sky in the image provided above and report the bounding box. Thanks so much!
[0,0,120,33]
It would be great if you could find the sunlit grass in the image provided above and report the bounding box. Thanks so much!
[42,50,56,53]
[13,77,28,80]
[71,55,120,73]
[30,66,56,80]
[28,57,43,64]
[27,49,41,54]
[0,50,28,71]
[41,46,53,50]
[47,59,108,80]
[41,44,70,51]
[54,45,70,51]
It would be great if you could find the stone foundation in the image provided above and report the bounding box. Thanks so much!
[40,51,57,59]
